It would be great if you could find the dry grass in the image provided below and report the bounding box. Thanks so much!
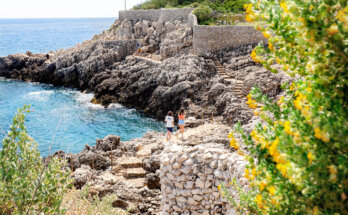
[61,188,131,215]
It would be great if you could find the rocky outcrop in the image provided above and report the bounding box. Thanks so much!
[0,40,137,90]
[0,12,294,215]
[0,17,289,124]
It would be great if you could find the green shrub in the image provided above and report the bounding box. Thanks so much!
[133,0,249,12]
[0,105,72,214]
[223,0,348,214]
[193,5,212,24]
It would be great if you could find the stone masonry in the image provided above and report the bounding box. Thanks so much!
[119,8,194,23]
[160,142,249,214]
[119,8,266,56]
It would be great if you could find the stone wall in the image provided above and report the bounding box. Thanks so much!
[193,25,267,56]
[160,143,249,214]
[119,8,194,23]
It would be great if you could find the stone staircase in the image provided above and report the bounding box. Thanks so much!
[212,59,246,100]
[133,52,161,64]
[111,143,156,189]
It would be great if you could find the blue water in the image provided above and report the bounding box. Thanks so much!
[0,79,164,156]
[0,18,115,56]
[0,18,164,156]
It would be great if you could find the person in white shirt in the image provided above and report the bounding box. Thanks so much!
[165,111,174,141]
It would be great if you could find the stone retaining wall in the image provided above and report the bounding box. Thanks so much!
[119,8,194,23]
[119,9,266,56]
[193,25,267,56]
[160,143,249,214]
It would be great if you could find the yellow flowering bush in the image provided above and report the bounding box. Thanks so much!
[222,0,348,214]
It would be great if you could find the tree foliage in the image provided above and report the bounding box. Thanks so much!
[193,5,213,23]
[222,0,348,214]
[0,105,72,214]
[133,0,248,12]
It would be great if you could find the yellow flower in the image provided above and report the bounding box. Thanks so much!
[273,152,286,164]
[237,150,244,156]
[307,151,314,164]
[259,181,267,191]
[271,198,278,205]
[336,7,348,23]
[276,57,281,64]
[255,194,263,208]
[244,169,250,179]
[218,184,221,191]
[269,137,279,156]
[251,168,257,178]
[246,14,255,22]
[267,186,276,196]
[276,163,288,177]
[254,110,259,116]
[309,4,314,12]
[280,1,289,13]
[314,127,330,143]
[277,96,284,106]
[251,129,257,138]
[244,3,253,12]
[284,121,292,135]
[328,165,337,174]
[313,206,319,215]
[230,137,240,150]
[228,132,234,139]
[268,42,274,51]
[263,31,271,39]
[327,24,339,35]
[250,49,261,63]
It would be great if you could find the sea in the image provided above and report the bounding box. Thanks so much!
[0,18,164,156]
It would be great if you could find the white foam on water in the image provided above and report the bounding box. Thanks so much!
[0,77,11,81]
[107,103,124,109]
[74,91,104,110]
[26,90,54,101]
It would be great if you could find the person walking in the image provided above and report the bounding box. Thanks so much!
[178,108,185,139]
[165,111,174,142]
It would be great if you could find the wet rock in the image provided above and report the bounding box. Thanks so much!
[72,165,97,188]
[112,199,129,210]
[146,172,161,189]
[78,151,111,170]
[143,156,160,173]
[96,135,121,151]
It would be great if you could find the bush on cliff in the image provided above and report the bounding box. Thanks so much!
[193,5,213,24]
[133,0,248,13]
[221,0,348,214]
[0,106,72,214]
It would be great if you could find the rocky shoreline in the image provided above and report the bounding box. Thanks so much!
[0,18,290,122]
[0,17,291,214]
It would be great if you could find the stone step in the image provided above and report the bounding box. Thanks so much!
[119,157,142,168]
[224,78,235,82]
[126,178,146,188]
[136,148,152,158]
[123,168,147,179]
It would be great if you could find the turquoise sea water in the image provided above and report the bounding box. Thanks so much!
[0,18,164,156]
[0,79,164,156]
[0,18,115,56]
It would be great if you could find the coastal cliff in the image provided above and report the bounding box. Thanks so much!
[0,18,290,122]
[0,11,292,214]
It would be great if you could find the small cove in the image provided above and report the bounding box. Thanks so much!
[0,78,164,156]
